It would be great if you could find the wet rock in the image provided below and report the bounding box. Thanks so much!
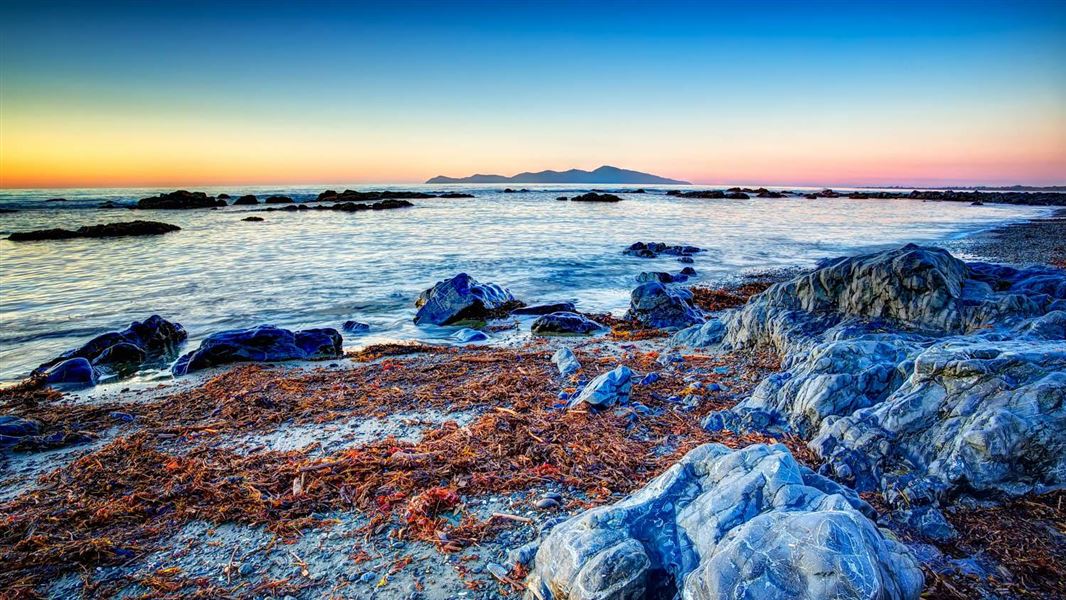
[556,196,568,201]
[137,190,226,209]
[34,315,187,382]
[264,195,294,204]
[172,325,343,375]
[552,348,581,377]
[0,415,42,445]
[414,273,522,325]
[636,271,686,284]
[42,357,97,386]
[678,256,694,264]
[8,221,181,241]
[625,282,704,329]
[534,497,560,510]
[569,365,633,409]
[623,241,703,258]
[530,312,606,336]
[679,266,697,276]
[570,192,623,202]
[525,443,923,600]
[512,302,577,316]
[233,194,259,205]
[342,321,370,333]
[452,328,489,343]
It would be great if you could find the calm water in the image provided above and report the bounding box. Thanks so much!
[0,184,1049,383]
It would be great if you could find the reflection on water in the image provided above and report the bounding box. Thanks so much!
[0,184,1047,382]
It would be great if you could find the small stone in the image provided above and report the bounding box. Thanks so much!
[535,498,560,509]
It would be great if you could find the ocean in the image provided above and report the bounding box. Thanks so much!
[0,184,1049,384]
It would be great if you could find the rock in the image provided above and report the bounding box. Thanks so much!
[34,315,187,382]
[636,271,684,284]
[678,256,694,264]
[42,357,97,386]
[724,191,750,199]
[264,195,294,204]
[525,443,923,600]
[263,199,413,213]
[680,266,697,276]
[670,319,727,349]
[342,321,370,333]
[241,216,264,222]
[569,366,633,409]
[414,273,522,325]
[625,282,704,329]
[137,190,226,209]
[452,328,489,343]
[530,312,606,336]
[570,192,623,202]
[623,242,703,258]
[8,221,181,241]
[172,325,343,375]
[0,415,42,445]
[668,190,725,199]
[552,348,581,377]
[438,192,475,198]
[556,196,568,201]
[233,194,259,205]
[512,302,577,316]
[534,498,560,509]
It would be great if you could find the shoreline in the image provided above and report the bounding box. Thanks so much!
[1,213,1063,599]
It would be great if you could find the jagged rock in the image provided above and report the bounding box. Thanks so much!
[33,315,187,382]
[530,312,606,336]
[626,282,704,329]
[137,190,226,209]
[452,328,489,343]
[569,366,632,409]
[172,325,342,375]
[414,273,522,325]
[512,302,577,316]
[42,358,97,386]
[525,443,923,600]
[8,221,181,241]
[552,348,580,377]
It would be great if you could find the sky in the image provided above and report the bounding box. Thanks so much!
[0,0,1064,188]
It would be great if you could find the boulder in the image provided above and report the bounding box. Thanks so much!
[512,302,577,316]
[42,358,97,386]
[264,195,294,204]
[8,221,181,242]
[172,325,343,375]
[569,366,633,409]
[137,190,226,209]
[526,443,922,600]
[530,312,606,336]
[625,282,704,329]
[33,315,187,382]
[414,273,521,325]
[233,195,259,205]
[453,328,489,343]
[570,192,623,202]
[552,348,581,377]
[679,266,697,276]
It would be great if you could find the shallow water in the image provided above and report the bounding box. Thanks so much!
[0,184,1049,383]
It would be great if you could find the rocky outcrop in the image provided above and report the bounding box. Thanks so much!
[623,242,703,259]
[172,325,343,375]
[33,315,187,383]
[8,221,181,241]
[570,192,623,202]
[233,195,258,205]
[530,312,606,336]
[525,443,923,600]
[414,273,522,325]
[568,366,633,409]
[137,191,226,209]
[263,199,413,213]
[626,282,704,329]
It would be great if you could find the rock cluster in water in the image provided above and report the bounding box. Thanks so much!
[7,221,181,241]
[569,192,623,202]
[263,199,413,213]
[526,443,923,600]
[172,325,343,375]
[315,189,470,201]
[672,244,1065,539]
[137,190,227,209]
[623,241,703,259]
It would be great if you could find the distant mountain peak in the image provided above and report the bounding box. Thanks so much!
[426,165,690,185]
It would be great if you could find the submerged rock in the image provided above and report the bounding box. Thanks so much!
[137,190,226,209]
[530,312,606,336]
[414,273,522,325]
[626,282,704,329]
[569,365,633,409]
[526,443,923,600]
[551,348,581,377]
[33,315,187,383]
[172,325,343,375]
[8,221,181,241]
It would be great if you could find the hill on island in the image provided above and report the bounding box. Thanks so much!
[426,165,690,185]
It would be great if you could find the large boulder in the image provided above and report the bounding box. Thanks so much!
[531,312,606,336]
[137,190,226,209]
[525,443,923,600]
[33,315,187,382]
[625,282,704,329]
[414,273,521,325]
[569,366,633,409]
[172,325,342,375]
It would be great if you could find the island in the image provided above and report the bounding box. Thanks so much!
[426,165,690,185]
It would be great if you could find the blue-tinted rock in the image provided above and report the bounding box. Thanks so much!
[414,273,520,325]
[452,328,489,343]
[623,242,703,258]
[680,266,697,276]
[678,256,695,264]
[625,282,704,329]
[0,415,42,445]
[342,321,370,333]
[43,357,97,386]
[530,312,606,336]
[33,315,187,381]
[173,325,343,375]
[552,348,581,377]
[670,319,726,348]
[636,271,677,283]
[512,302,577,316]
[569,365,633,409]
